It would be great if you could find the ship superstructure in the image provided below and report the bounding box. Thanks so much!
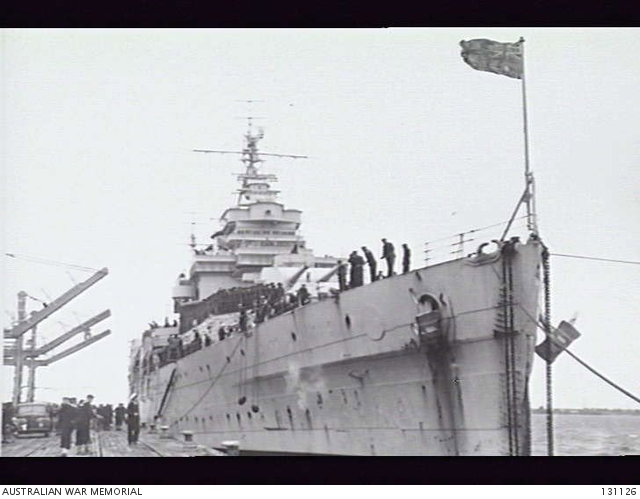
[176,125,338,308]
[130,125,542,455]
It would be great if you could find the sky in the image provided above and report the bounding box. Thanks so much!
[1,28,639,412]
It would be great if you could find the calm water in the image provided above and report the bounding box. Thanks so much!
[531,413,640,456]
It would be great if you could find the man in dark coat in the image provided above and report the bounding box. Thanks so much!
[58,397,76,456]
[105,404,113,431]
[336,260,347,291]
[114,403,125,431]
[402,243,411,274]
[2,402,15,444]
[75,394,95,455]
[218,326,226,341]
[348,251,365,288]
[380,238,396,277]
[287,293,299,311]
[361,246,377,282]
[297,284,311,305]
[96,404,105,431]
[238,308,248,333]
[126,395,140,445]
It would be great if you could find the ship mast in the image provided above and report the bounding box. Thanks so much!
[194,117,308,207]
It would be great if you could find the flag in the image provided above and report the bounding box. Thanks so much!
[460,38,523,79]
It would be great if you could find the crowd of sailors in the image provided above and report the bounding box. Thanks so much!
[56,394,140,456]
[145,283,314,370]
[340,239,411,290]
[2,394,141,457]
[138,240,411,369]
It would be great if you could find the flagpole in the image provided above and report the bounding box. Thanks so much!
[520,37,552,457]
[519,37,537,236]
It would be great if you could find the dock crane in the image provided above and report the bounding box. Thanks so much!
[3,266,111,405]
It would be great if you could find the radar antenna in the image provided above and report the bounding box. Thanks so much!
[194,116,307,206]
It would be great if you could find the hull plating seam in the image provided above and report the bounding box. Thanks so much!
[178,426,509,434]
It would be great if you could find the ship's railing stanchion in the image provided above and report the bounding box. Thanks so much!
[450,232,474,258]
[422,216,529,267]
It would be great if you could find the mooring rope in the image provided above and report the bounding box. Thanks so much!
[517,304,640,407]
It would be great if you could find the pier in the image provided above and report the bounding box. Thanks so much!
[1,428,226,457]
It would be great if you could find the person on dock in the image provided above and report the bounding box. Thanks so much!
[2,402,15,444]
[105,404,113,431]
[58,397,76,457]
[96,404,106,431]
[115,403,125,431]
[380,238,396,277]
[361,246,377,282]
[402,243,411,274]
[75,394,95,455]
[126,394,140,445]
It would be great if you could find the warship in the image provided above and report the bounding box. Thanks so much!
[128,119,543,456]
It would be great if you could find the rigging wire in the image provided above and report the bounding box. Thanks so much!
[4,253,101,273]
[551,253,640,266]
[516,302,640,406]
[485,245,640,426]
[424,215,529,245]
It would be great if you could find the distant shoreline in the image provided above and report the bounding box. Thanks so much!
[531,408,640,416]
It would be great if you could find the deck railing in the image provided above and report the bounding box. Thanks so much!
[423,215,530,267]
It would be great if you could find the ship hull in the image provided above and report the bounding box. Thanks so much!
[138,240,541,455]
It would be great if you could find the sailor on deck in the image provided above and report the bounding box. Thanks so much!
[402,243,411,274]
[348,251,365,288]
[361,246,377,282]
[380,238,396,277]
[297,284,311,305]
[239,307,248,333]
[337,260,347,291]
